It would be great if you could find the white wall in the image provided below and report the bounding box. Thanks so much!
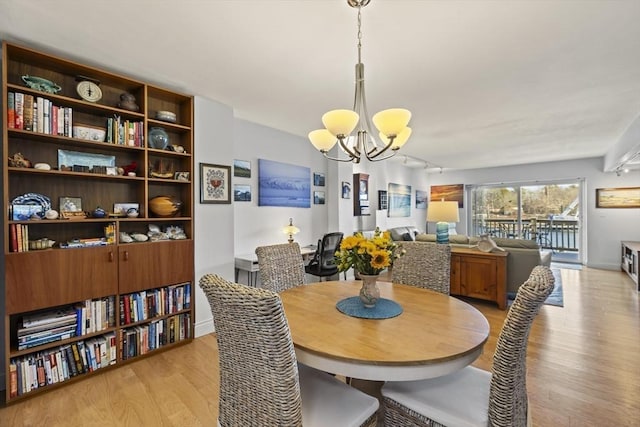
[427,157,640,270]
[193,96,235,337]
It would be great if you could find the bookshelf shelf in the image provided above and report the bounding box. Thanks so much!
[2,41,195,403]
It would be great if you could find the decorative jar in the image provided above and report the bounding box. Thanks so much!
[148,127,169,150]
[149,195,182,217]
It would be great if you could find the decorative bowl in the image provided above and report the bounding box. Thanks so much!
[155,110,177,123]
[149,196,182,217]
[29,238,56,250]
[73,124,106,142]
[22,75,62,94]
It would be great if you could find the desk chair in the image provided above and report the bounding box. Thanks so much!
[391,242,451,294]
[256,242,306,292]
[199,274,379,427]
[305,232,343,282]
[381,265,555,427]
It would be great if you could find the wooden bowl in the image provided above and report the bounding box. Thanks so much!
[149,196,182,217]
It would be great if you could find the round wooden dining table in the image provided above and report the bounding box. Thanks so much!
[280,280,490,381]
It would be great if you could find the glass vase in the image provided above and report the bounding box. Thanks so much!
[359,274,380,308]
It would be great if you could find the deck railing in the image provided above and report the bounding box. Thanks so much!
[472,218,579,252]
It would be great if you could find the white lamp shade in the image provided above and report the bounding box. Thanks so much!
[283,225,300,235]
[309,129,338,151]
[379,126,412,149]
[372,108,411,137]
[322,109,359,137]
[426,200,460,223]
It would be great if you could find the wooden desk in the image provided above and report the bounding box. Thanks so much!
[450,246,508,309]
[280,280,489,381]
[235,245,316,286]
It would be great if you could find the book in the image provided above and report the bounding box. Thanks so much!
[23,94,34,131]
[14,92,24,129]
[70,343,84,374]
[9,362,18,398]
[22,307,77,328]
[55,350,65,382]
[8,92,15,128]
[36,96,44,133]
[63,345,77,377]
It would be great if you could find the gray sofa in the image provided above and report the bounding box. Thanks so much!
[414,233,552,294]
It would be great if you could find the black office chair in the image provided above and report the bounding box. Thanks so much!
[305,232,343,282]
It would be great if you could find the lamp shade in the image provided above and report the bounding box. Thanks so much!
[322,109,359,137]
[309,129,338,152]
[372,108,411,137]
[379,127,412,149]
[283,224,300,235]
[426,201,460,223]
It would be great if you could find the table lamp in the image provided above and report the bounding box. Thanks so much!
[427,200,460,244]
[283,217,300,243]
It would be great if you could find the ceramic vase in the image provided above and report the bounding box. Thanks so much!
[359,274,380,308]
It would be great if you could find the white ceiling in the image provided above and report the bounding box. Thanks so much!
[2,0,640,170]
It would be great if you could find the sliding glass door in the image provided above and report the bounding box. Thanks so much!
[469,179,583,263]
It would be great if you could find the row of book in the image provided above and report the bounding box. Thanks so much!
[9,333,117,398]
[9,223,29,252]
[121,313,191,360]
[7,92,73,136]
[18,297,115,350]
[119,283,191,325]
[106,116,144,147]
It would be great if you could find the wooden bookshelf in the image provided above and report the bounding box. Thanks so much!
[621,241,639,290]
[2,42,194,403]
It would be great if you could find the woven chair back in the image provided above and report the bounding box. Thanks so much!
[391,242,452,294]
[256,242,306,292]
[199,274,303,426]
[489,265,555,426]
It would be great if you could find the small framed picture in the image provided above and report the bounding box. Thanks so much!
[342,181,351,199]
[200,163,232,204]
[234,184,252,202]
[106,166,118,176]
[113,202,140,215]
[59,196,83,212]
[416,190,428,209]
[234,159,251,178]
[314,191,325,205]
[313,172,325,186]
[174,171,190,181]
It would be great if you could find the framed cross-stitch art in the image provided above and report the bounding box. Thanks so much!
[200,163,231,204]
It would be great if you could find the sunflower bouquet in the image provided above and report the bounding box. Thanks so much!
[335,228,403,275]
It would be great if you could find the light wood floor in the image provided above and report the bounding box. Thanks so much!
[2,266,639,426]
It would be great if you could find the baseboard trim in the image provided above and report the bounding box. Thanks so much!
[195,318,214,338]
[585,262,621,271]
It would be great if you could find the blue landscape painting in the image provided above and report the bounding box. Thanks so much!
[258,159,311,208]
[388,182,412,217]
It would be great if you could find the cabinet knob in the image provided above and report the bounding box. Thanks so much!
[124,251,129,261]
[109,251,114,262]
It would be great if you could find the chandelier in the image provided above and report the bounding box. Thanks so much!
[308,0,412,163]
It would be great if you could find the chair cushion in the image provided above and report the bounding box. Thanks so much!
[402,232,414,241]
[298,363,379,427]
[382,366,491,427]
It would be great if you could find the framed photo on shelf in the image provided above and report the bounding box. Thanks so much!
[59,196,82,212]
[174,171,190,182]
[200,163,232,204]
[113,202,139,215]
[595,187,640,208]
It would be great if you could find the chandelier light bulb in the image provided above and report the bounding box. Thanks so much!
[372,108,412,137]
[322,109,359,137]
[309,129,338,152]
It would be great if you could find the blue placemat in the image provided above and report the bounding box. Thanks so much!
[336,297,403,319]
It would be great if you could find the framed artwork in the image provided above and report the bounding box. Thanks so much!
[234,184,252,202]
[200,163,232,204]
[430,184,464,208]
[342,181,351,199]
[174,171,190,181]
[416,190,428,209]
[258,159,310,208]
[595,187,640,208]
[313,172,325,186]
[314,191,325,205]
[234,159,251,178]
[59,196,82,212]
[388,183,412,217]
[378,190,388,210]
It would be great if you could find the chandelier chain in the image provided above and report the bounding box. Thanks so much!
[357,6,363,64]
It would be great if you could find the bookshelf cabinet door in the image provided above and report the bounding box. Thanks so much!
[5,247,118,314]
[118,240,194,294]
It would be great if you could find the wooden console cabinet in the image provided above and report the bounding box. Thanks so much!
[621,241,639,290]
[2,42,194,403]
[450,247,508,309]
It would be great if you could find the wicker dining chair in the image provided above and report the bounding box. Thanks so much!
[255,242,306,292]
[391,242,452,294]
[199,274,379,427]
[381,265,555,427]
